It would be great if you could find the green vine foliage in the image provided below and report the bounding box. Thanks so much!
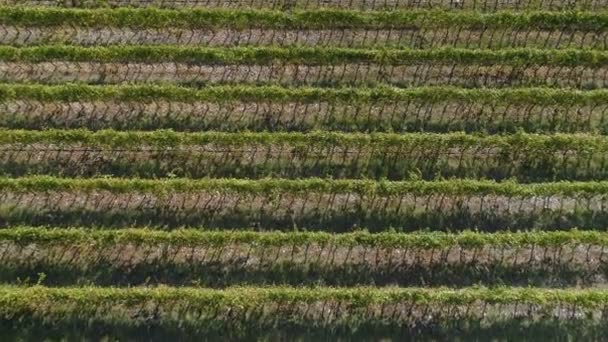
[0,228,605,287]
[2,85,607,133]
[0,46,605,66]
[0,129,606,181]
[0,286,607,340]
[0,177,605,230]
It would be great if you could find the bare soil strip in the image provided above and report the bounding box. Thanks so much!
[1,62,606,88]
[2,26,606,49]
[0,140,605,181]
[0,190,603,230]
[2,239,605,286]
[2,100,605,133]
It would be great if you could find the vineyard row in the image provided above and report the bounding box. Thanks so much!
[1,8,606,49]
[1,129,605,148]
[0,176,603,196]
[0,129,606,180]
[2,84,606,104]
[0,285,607,339]
[4,227,607,248]
[3,85,607,132]
[0,46,605,66]
[8,99,607,133]
[0,177,605,230]
[6,26,608,49]
[1,227,606,287]
[2,61,605,88]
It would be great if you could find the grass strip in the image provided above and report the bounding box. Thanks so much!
[2,227,608,248]
[0,176,605,196]
[1,8,607,31]
[0,46,604,66]
[0,129,606,150]
[2,84,607,105]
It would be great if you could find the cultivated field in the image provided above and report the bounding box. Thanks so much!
[0,1,607,340]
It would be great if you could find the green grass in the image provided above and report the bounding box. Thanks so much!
[0,45,604,66]
[0,176,605,196]
[3,84,607,104]
[0,8,607,30]
[3,226,607,248]
[1,284,607,306]
[1,129,606,148]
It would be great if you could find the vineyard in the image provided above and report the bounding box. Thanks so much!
[0,1,607,341]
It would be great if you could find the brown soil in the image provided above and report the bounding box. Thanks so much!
[0,190,604,217]
[1,62,606,88]
[1,100,605,132]
[2,26,606,49]
[0,141,600,180]
[2,240,605,271]
[16,291,608,324]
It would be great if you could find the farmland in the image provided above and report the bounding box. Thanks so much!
[0,0,607,340]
